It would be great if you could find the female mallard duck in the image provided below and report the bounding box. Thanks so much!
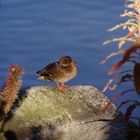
[37,56,77,91]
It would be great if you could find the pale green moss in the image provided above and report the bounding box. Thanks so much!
[0,133,5,140]
[0,86,124,140]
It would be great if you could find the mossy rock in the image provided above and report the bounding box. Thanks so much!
[0,86,127,140]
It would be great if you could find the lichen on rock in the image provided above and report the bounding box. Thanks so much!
[0,86,127,140]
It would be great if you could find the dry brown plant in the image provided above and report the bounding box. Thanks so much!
[0,65,24,116]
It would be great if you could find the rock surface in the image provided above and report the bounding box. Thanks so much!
[0,86,127,140]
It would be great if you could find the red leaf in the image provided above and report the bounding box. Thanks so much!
[117,99,139,112]
[102,74,120,93]
[103,70,132,92]
[123,43,140,61]
[100,50,125,64]
[108,43,140,75]
[108,60,125,75]
[125,104,136,122]
[111,90,134,102]
[103,90,134,113]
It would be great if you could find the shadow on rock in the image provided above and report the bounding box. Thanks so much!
[30,125,43,140]
[4,130,18,140]
[0,89,29,133]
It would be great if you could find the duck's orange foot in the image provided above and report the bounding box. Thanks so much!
[58,85,71,92]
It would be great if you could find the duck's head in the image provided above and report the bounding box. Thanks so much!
[59,56,77,66]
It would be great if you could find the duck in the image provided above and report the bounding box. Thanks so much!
[37,56,77,91]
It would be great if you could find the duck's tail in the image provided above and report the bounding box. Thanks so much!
[36,70,41,74]
[38,76,47,81]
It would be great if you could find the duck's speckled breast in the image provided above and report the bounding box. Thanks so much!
[54,63,77,83]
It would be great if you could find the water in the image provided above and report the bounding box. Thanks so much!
[0,0,139,117]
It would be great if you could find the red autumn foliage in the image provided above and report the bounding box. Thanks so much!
[103,90,135,113]
[102,43,140,122]
[108,44,140,75]
[108,60,125,75]
[103,70,133,93]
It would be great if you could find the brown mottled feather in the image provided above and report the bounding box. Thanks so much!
[37,56,77,84]
[37,62,60,80]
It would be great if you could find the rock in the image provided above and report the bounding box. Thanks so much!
[0,86,127,140]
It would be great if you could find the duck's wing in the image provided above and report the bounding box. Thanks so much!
[37,62,59,76]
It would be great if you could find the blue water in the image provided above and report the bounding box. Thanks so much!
[0,0,139,117]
